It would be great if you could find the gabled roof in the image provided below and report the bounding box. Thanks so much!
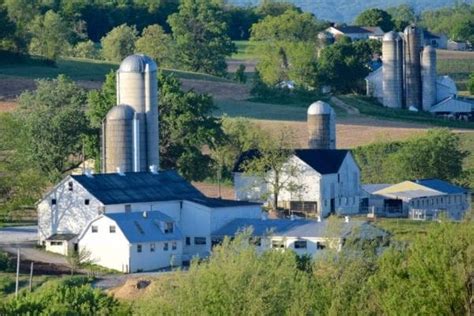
[330,25,371,34]
[294,149,349,175]
[105,211,182,243]
[413,179,468,194]
[212,218,386,239]
[233,149,350,175]
[71,171,205,205]
[46,233,77,241]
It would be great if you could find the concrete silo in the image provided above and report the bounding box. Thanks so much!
[307,101,336,149]
[116,54,159,171]
[421,45,437,111]
[404,25,422,109]
[382,31,403,108]
[102,105,135,173]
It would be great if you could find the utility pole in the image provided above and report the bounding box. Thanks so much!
[15,248,20,297]
[29,262,34,292]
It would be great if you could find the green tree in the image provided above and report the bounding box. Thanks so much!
[135,24,175,67]
[386,129,469,182]
[100,24,138,62]
[256,0,302,17]
[167,0,236,76]
[354,8,395,32]
[469,73,474,95]
[16,75,89,180]
[135,231,320,315]
[0,7,17,51]
[387,4,416,31]
[28,10,71,61]
[234,64,247,83]
[159,72,224,180]
[71,40,100,59]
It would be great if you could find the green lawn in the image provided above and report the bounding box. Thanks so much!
[232,41,260,60]
[338,95,474,129]
[0,57,231,83]
[437,58,474,92]
[460,132,474,169]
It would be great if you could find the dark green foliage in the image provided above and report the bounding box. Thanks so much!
[100,24,138,62]
[387,4,416,31]
[224,6,260,40]
[0,276,129,315]
[0,252,14,272]
[469,73,474,95]
[16,75,89,180]
[354,8,395,32]
[168,0,236,76]
[158,72,224,181]
[353,129,469,184]
[317,40,372,93]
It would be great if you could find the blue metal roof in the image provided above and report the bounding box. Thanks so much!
[212,218,384,239]
[414,179,468,194]
[105,211,182,243]
[72,171,205,205]
[188,198,261,208]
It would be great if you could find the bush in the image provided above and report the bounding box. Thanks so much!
[469,73,474,95]
[234,64,247,83]
[71,40,100,59]
[100,24,138,62]
[0,252,14,272]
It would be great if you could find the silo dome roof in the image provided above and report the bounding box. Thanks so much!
[423,45,435,53]
[383,31,400,41]
[307,101,334,115]
[404,24,418,35]
[119,54,158,73]
[106,104,135,120]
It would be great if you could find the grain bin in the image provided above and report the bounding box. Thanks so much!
[307,101,336,149]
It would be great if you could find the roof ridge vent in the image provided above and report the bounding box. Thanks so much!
[149,165,158,174]
[84,168,94,178]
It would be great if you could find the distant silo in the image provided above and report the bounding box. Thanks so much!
[102,105,135,173]
[421,45,437,111]
[382,31,403,108]
[116,54,159,171]
[307,101,336,149]
[404,25,422,109]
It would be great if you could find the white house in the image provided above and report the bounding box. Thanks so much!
[78,211,183,273]
[233,149,361,217]
[212,218,387,257]
[326,26,384,41]
[363,179,470,220]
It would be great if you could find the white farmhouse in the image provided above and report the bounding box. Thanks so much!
[38,170,262,266]
[78,211,182,273]
[233,149,361,217]
[212,218,387,257]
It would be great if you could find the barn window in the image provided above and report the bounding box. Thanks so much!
[271,240,285,249]
[294,240,307,249]
[150,243,155,252]
[91,225,98,233]
[316,242,326,250]
[164,222,174,234]
[68,181,73,191]
[51,199,57,205]
[163,242,169,251]
[84,199,90,205]
[185,237,191,245]
[172,242,177,250]
[50,241,63,246]
[109,225,116,233]
[194,237,206,245]
[137,244,142,253]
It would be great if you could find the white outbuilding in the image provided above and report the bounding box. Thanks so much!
[78,211,182,273]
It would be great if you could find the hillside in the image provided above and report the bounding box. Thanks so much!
[228,0,460,23]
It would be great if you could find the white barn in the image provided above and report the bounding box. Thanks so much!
[37,170,262,269]
[233,149,361,217]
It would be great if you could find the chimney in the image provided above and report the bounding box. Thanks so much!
[116,167,125,176]
[149,165,158,174]
[344,216,350,223]
[84,168,94,178]
[143,211,147,218]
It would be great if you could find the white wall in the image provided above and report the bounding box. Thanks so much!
[210,205,261,233]
[79,216,131,272]
[38,177,103,244]
[45,240,73,256]
[257,236,341,257]
[129,240,182,273]
[234,173,267,202]
[180,201,212,259]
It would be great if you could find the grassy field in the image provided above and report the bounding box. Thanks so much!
[460,132,474,169]
[436,50,474,93]
[374,218,434,242]
[338,95,474,129]
[0,57,230,83]
[232,41,260,60]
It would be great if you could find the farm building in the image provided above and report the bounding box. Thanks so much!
[78,211,183,273]
[325,25,384,41]
[362,179,470,220]
[212,218,387,257]
[233,149,361,217]
[422,30,448,49]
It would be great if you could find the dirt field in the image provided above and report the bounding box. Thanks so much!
[437,49,474,60]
